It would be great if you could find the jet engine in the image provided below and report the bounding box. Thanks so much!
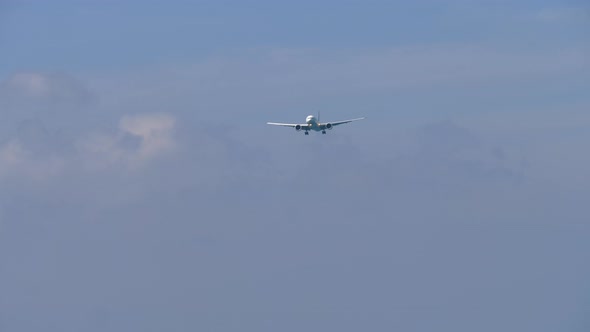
[295,124,302,131]
[325,123,333,130]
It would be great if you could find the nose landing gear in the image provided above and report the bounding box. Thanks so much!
[305,131,309,135]
[322,130,326,134]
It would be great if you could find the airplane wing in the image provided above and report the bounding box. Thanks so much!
[267,122,309,128]
[322,117,365,127]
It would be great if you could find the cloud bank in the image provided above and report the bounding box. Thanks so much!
[1,39,589,332]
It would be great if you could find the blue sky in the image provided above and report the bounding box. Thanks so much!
[2,1,587,72]
[1,1,589,331]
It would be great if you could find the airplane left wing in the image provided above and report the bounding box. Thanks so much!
[322,117,365,127]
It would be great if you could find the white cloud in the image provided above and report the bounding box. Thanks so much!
[0,71,95,106]
[77,113,176,170]
[7,72,52,97]
[0,139,65,181]
[0,113,176,181]
[119,113,176,160]
[0,140,26,166]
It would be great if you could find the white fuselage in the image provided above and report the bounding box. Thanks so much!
[305,115,322,131]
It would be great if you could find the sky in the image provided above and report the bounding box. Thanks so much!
[1,1,589,331]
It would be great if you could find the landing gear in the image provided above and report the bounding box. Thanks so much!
[322,130,326,134]
[305,131,309,135]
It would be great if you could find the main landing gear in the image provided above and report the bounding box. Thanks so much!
[305,131,309,135]
[322,130,326,134]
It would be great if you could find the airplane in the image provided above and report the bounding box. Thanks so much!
[267,112,365,135]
